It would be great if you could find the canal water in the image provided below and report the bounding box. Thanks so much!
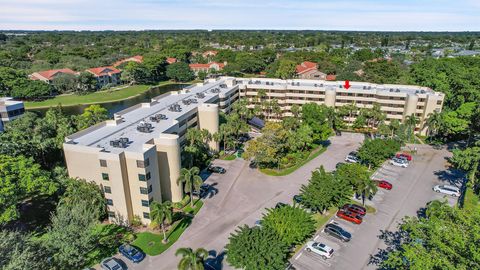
[28,83,189,116]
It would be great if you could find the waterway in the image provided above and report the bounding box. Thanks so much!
[28,83,188,116]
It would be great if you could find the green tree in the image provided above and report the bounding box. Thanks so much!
[357,138,401,169]
[451,145,480,190]
[300,166,351,213]
[77,71,97,93]
[76,104,109,130]
[60,178,106,220]
[166,62,195,82]
[177,167,203,207]
[46,200,98,269]
[301,103,332,142]
[0,155,57,223]
[0,230,51,270]
[275,59,297,79]
[262,205,315,245]
[175,247,209,270]
[226,225,289,270]
[150,200,173,243]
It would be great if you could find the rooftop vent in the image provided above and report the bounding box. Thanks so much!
[219,84,227,88]
[109,138,129,148]
[291,82,295,86]
[396,89,401,92]
[320,83,324,87]
[168,104,182,112]
[137,121,153,133]
[363,86,367,90]
[314,83,317,87]
[196,92,205,99]
[210,88,220,93]
[420,90,426,94]
[297,82,300,86]
[390,89,394,92]
[150,113,167,122]
[415,90,420,94]
[368,86,371,90]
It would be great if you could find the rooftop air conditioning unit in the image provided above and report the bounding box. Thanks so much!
[420,90,426,94]
[396,89,400,92]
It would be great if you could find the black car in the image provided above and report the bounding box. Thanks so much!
[293,195,303,204]
[192,184,209,197]
[324,223,351,242]
[208,166,226,174]
[275,202,288,209]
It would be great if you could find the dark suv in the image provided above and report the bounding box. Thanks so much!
[324,223,351,242]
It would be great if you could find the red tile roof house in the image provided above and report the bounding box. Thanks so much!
[86,66,122,89]
[29,68,78,83]
[166,57,177,64]
[113,55,144,67]
[189,62,225,75]
[296,61,327,80]
[202,50,218,59]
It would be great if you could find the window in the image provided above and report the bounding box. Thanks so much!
[102,173,109,181]
[107,199,113,206]
[100,159,107,167]
[104,186,111,193]
[141,200,149,207]
[437,100,442,105]
[143,212,150,219]
[108,211,115,218]
[146,172,151,180]
[148,185,153,193]
[137,158,150,168]
[138,174,146,181]
[140,187,148,194]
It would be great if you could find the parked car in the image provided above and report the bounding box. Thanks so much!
[324,223,351,242]
[192,184,209,197]
[396,152,412,161]
[342,203,366,216]
[275,202,288,209]
[208,166,226,174]
[433,185,461,197]
[345,152,359,163]
[306,241,334,259]
[335,162,346,169]
[390,157,409,168]
[336,209,363,224]
[118,244,145,263]
[374,180,393,190]
[101,258,125,270]
[249,161,258,169]
[293,195,303,204]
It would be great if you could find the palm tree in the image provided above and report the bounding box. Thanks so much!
[150,200,173,243]
[425,111,442,138]
[177,167,203,207]
[185,128,203,167]
[405,115,419,143]
[388,119,400,138]
[175,247,209,270]
[353,178,378,206]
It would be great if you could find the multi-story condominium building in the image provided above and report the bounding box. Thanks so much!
[29,68,78,83]
[86,66,122,88]
[63,77,443,225]
[0,97,25,131]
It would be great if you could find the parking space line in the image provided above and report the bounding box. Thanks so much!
[295,253,303,260]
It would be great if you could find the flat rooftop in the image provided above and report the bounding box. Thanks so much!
[236,78,441,96]
[66,80,237,154]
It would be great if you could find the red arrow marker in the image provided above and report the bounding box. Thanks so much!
[344,80,351,89]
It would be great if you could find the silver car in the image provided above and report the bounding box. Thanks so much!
[390,157,408,168]
[433,185,461,197]
[101,258,125,270]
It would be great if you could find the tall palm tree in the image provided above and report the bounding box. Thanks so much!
[177,167,203,207]
[175,247,209,270]
[425,111,442,138]
[353,178,378,206]
[150,200,173,243]
[405,115,418,143]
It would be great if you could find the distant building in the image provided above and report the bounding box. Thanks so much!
[0,98,24,131]
[189,62,225,75]
[202,50,218,59]
[86,66,122,88]
[113,55,143,67]
[29,68,78,83]
[296,61,327,80]
[166,57,177,64]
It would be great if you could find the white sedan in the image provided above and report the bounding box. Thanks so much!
[390,157,408,168]
[305,241,334,259]
[433,185,461,197]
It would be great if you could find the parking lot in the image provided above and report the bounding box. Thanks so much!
[292,144,462,270]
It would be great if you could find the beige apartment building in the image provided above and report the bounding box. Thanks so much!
[63,77,443,225]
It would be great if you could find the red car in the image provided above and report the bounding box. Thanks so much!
[336,209,363,224]
[342,204,366,216]
[376,180,393,190]
[396,153,412,161]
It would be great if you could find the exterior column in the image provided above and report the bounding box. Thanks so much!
[325,89,336,107]
[403,93,419,122]
[154,134,183,203]
[197,103,220,152]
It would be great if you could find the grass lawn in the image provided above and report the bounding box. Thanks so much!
[25,82,176,109]
[133,200,204,256]
[260,146,327,176]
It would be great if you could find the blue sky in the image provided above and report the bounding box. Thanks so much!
[0,0,479,31]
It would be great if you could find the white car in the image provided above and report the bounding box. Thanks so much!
[305,241,334,259]
[433,185,461,197]
[390,157,408,168]
[345,152,359,163]
[101,258,125,270]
